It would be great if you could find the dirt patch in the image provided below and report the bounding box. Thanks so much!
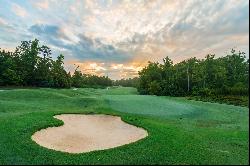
[31,114,148,153]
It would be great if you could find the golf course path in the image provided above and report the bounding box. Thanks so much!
[31,114,148,153]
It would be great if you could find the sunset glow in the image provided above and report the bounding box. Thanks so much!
[0,0,249,79]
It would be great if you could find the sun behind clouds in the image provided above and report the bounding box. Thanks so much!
[0,0,249,79]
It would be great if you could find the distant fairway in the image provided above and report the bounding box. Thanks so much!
[0,87,248,165]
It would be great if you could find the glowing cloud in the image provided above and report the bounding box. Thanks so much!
[11,3,28,17]
[33,0,49,10]
[0,17,8,26]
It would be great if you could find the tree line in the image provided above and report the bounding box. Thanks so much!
[1,39,249,101]
[137,50,249,97]
[71,66,112,88]
[0,39,112,88]
[113,77,139,87]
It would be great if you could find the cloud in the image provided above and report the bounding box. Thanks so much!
[114,0,249,63]
[11,3,28,17]
[0,17,8,26]
[28,24,132,63]
[0,16,32,45]
[29,24,59,36]
[33,0,49,10]
[74,61,107,75]
[70,34,132,63]
[65,60,143,79]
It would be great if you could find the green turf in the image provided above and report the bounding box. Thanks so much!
[0,87,248,164]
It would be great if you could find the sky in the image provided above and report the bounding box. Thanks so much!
[0,0,249,80]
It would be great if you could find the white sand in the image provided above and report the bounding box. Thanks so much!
[31,114,148,153]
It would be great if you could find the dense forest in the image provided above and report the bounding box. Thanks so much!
[137,50,249,106]
[71,66,112,88]
[0,39,112,88]
[113,77,139,87]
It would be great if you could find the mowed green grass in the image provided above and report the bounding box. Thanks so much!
[0,87,248,165]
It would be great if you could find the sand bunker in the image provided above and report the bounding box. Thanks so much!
[31,114,148,153]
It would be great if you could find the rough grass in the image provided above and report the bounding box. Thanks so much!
[0,87,249,164]
[188,95,249,107]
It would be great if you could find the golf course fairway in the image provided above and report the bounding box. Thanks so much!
[0,87,248,165]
